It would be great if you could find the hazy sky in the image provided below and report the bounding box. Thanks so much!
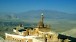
[0,0,76,13]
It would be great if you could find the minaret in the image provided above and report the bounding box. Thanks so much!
[41,13,44,23]
[37,13,44,28]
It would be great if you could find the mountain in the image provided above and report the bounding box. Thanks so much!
[0,10,76,20]
[0,12,17,19]
[15,10,76,20]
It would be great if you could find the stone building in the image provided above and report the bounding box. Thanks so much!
[5,13,70,42]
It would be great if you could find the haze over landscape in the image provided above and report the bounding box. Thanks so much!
[0,0,76,41]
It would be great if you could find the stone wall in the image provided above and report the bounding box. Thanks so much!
[5,33,32,42]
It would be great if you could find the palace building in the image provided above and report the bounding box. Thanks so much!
[5,13,70,42]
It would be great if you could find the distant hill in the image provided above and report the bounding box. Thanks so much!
[0,10,76,20]
[16,10,76,20]
[61,28,76,37]
[0,12,17,20]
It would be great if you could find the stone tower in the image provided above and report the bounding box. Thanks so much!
[37,13,44,28]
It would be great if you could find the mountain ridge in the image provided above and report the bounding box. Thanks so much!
[0,10,76,20]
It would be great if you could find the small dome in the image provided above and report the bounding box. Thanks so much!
[41,13,43,16]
